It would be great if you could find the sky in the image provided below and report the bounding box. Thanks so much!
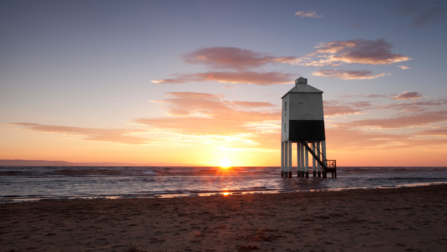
[1,0,447,166]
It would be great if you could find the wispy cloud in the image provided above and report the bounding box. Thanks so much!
[312,70,388,80]
[397,1,447,27]
[340,96,447,112]
[341,93,392,98]
[155,39,409,85]
[225,101,275,108]
[295,10,322,18]
[326,126,407,150]
[154,40,410,85]
[397,65,410,69]
[223,85,237,90]
[152,47,302,86]
[136,92,279,135]
[306,39,411,66]
[336,110,447,129]
[392,91,423,100]
[323,100,371,117]
[418,126,447,136]
[328,94,447,116]
[327,126,447,151]
[8,123,150,145]
[152,71,294,85]
[374,98,447,112]
[183,47,301,70]
[363,94,391,98]
[152,78,186,84]
[376,103,425,112]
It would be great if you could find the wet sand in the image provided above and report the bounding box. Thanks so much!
[1,184,447,252]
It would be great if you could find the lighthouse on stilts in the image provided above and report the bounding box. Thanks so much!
[281,77,336,178]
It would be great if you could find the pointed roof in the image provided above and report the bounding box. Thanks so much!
[281,77,323,98]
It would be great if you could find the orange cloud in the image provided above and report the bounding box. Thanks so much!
[152,71,294,85]
[392,91,423,100]
[151,78,185,84]
[135,92,279,135]
[307,39,411,66]
[336,110,447,129]
[397,65,410,69]
[224,85,237,90]
[312,69,388,80]
[295,10,322,18]
[7,123,150,144]
[225,101,275,108]
[183,47,301,70]
[418,127,447,136]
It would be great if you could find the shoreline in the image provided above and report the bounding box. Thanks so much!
[2,181,447,204]
[1,184,447,251]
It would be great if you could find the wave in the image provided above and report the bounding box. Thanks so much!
[1,166,447,178]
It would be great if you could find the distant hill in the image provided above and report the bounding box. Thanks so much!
[0,159,191,166]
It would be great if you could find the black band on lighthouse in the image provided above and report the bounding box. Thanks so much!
[288,120,326,142]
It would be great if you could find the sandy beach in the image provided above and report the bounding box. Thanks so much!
[1,184,447,252]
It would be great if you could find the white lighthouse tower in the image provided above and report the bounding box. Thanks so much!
[281,77,336,178]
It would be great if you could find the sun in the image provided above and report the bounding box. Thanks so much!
[219,157,232,169]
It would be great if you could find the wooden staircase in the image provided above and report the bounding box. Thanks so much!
[299,140,336,178]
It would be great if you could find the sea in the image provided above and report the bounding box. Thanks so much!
[1,166,447,203]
